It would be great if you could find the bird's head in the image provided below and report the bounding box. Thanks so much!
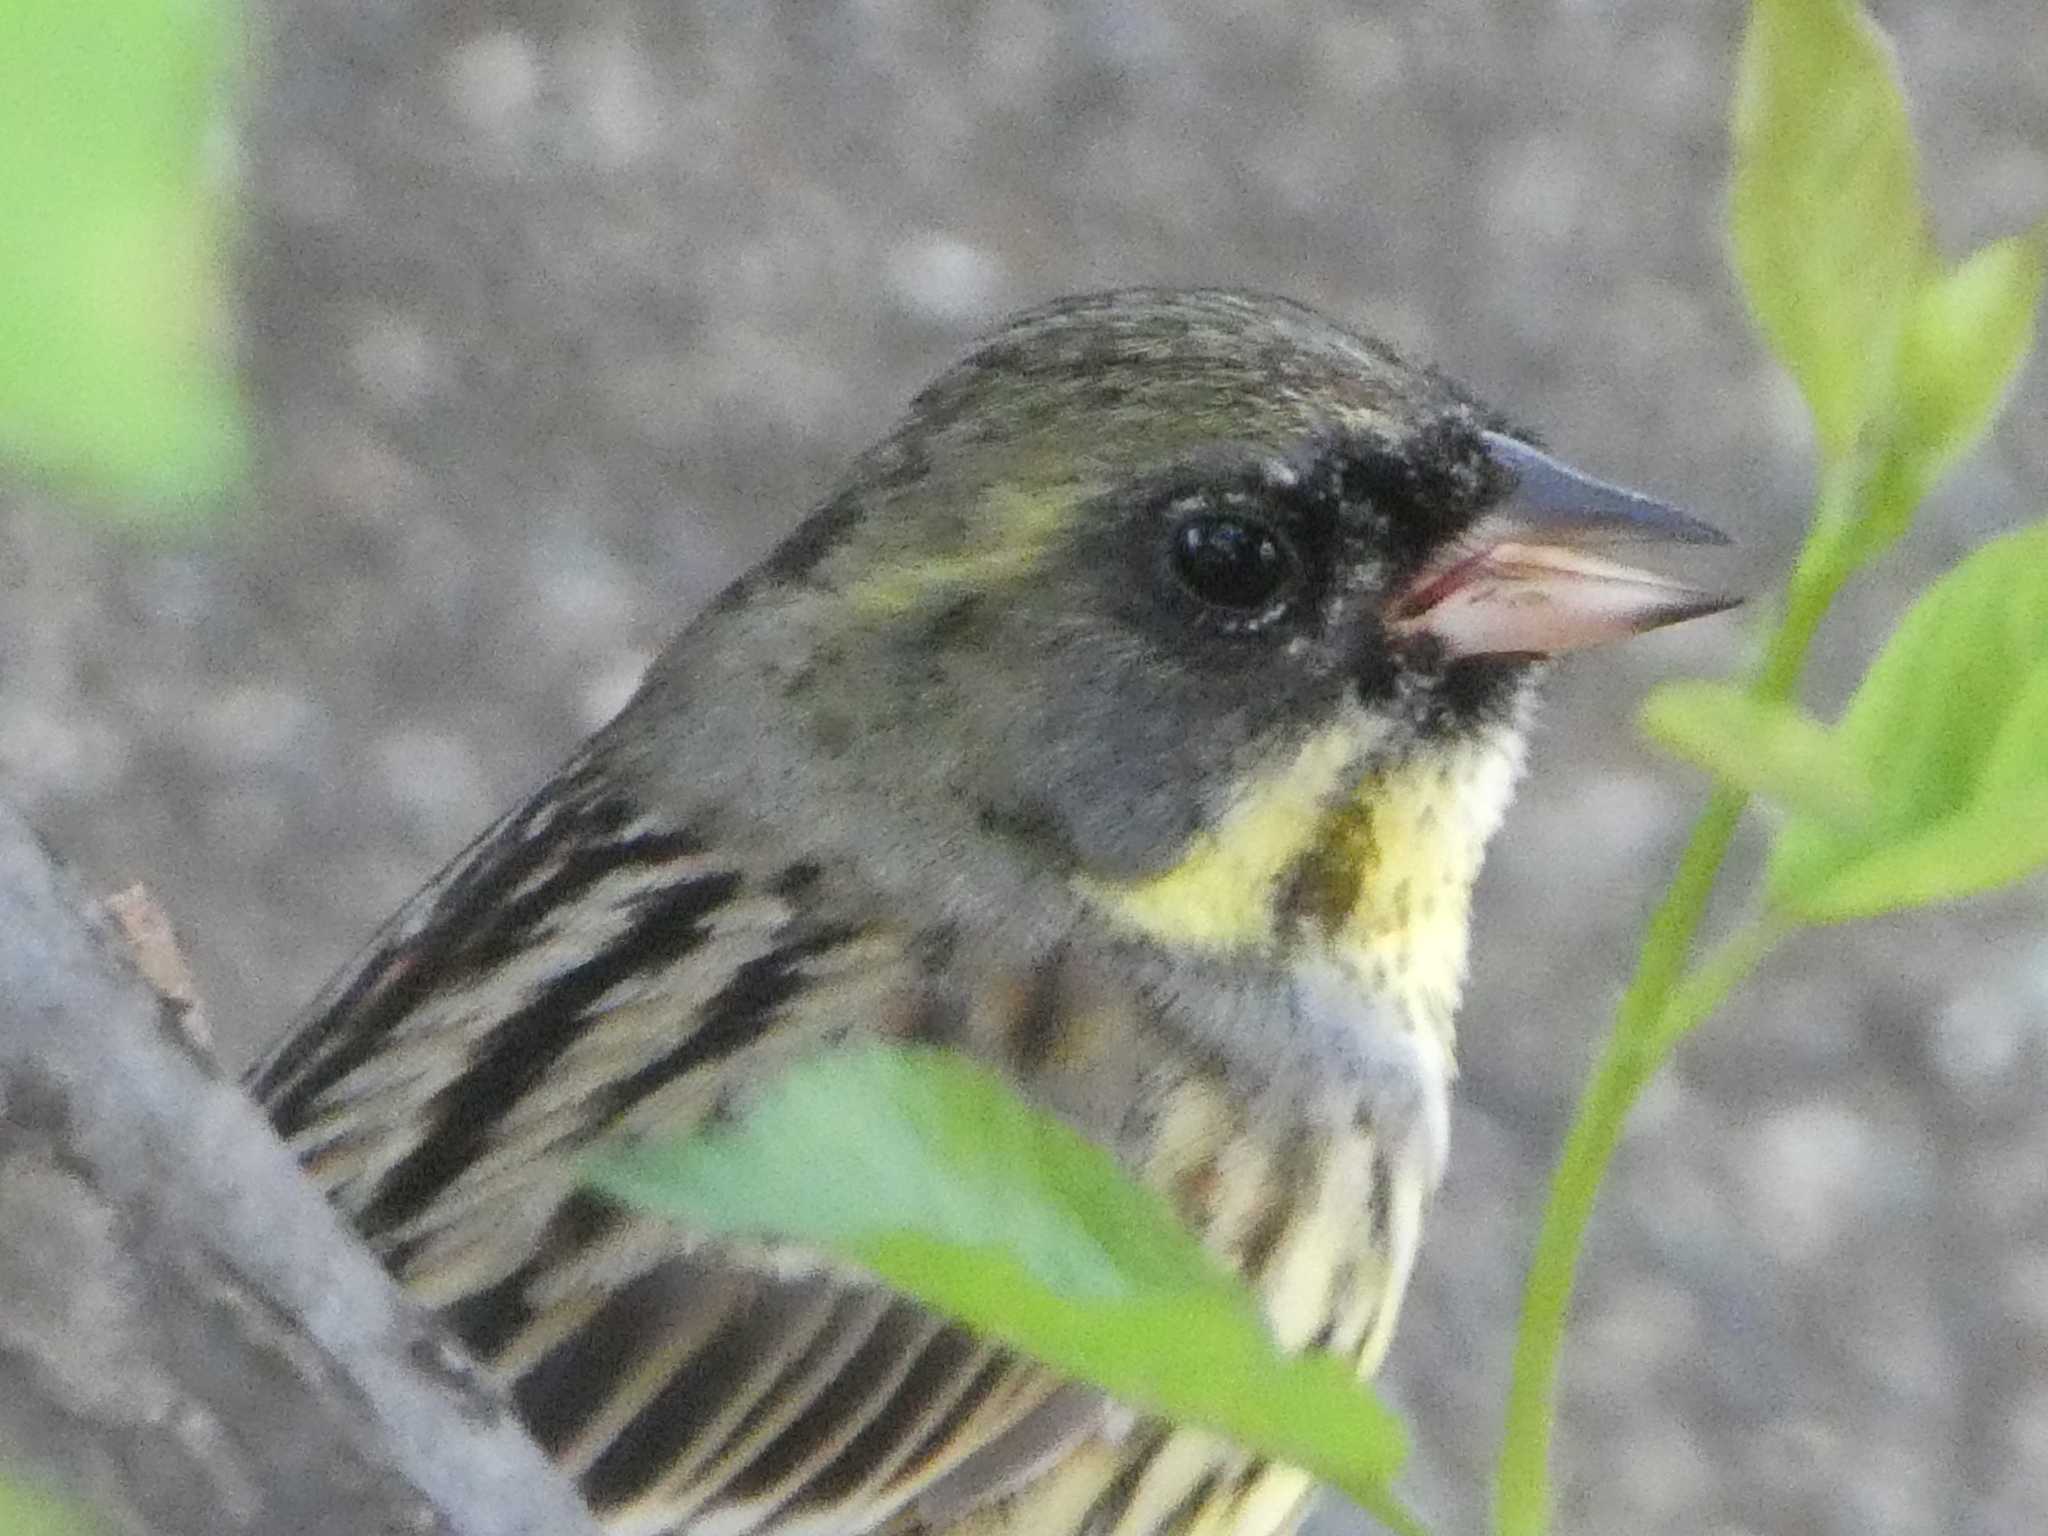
[659,290,1732,981]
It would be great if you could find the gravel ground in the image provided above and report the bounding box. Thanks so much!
[4,3,2046,1533]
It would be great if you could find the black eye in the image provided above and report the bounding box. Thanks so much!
[1170,514,1299,619]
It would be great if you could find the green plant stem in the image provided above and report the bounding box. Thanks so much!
[1489,463,1863,1536]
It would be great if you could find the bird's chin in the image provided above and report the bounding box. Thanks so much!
[1355,632,1539,739]
[1436,652,1544,729]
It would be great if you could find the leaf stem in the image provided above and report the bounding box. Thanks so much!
[1489,461,1862,1536]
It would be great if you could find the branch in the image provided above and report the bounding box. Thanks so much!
[0,796,603,1536]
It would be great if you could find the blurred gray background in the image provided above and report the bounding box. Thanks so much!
[4,2,2045,1532]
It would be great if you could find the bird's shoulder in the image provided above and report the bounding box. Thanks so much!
[247,740,1133,1536]
[250,739,922,1235]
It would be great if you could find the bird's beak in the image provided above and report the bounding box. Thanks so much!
[1387,431,1739,658]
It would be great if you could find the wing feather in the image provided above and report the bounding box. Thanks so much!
[251,749,1106,1536]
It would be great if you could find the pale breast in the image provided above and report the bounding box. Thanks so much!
[919,1008,1444,1536]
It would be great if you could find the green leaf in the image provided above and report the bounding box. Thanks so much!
[1859,230,2047,551]
[1640,680,1875,827]
[1769,520,2048,921]
[1729,0,1928,464]
[589,1044,1425,1536]
[0,0,249,509]
[1900,233,2046,466]
[0,1470,97,1536]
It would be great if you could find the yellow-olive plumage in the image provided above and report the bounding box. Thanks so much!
[252,290,1728,1536]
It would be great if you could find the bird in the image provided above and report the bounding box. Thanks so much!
[250,288,1733,1536]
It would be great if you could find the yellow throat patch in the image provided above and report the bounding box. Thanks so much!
[1077,718,1524,1046]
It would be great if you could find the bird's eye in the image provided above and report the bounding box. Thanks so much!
[1170,513,1299,619]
